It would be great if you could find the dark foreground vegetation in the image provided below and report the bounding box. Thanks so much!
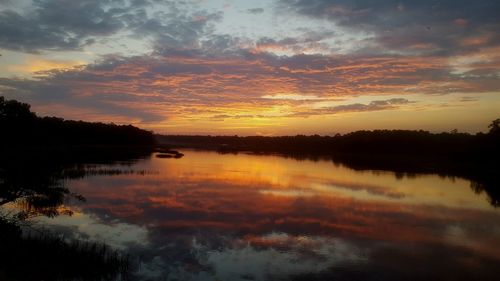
[0,96,157,280]
[158,120,500,206]
[0,147,152,280]
[1,221,129,281]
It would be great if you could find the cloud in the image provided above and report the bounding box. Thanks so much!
[261,94,326,101]
[1,44,499,124]
[327,98,412,112]
[279,0,500,55]
[0,0,222,53]
[0,9,86,53]
[132,8,223,51]
[459,96,479,102]
[247,8,264,14]
[0,0,132,52]
[0,0,497,134]
[292,98,414,117]
[0,74,167,123]
[253,31,335,54]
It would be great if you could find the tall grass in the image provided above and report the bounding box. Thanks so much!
[0,219,131,281]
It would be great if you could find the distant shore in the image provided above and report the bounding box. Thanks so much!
[156,128,500,207]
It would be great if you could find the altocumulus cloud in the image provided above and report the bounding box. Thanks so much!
[0,0,222,53]
[247,8,264,15]
[0,0,499,126]
[0,0,131,52]
[279,0,500,55]
[291,98,414,117]
[2,46,498,122]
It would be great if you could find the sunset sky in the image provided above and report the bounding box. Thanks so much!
[1,0,499,135]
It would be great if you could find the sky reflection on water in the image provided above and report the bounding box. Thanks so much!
[38,150,500,281]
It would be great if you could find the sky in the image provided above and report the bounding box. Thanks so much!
[0,0,499,135]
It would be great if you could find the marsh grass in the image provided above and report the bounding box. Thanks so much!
[0,219,131,281]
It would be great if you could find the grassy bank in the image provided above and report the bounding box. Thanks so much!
[0,218,130,281]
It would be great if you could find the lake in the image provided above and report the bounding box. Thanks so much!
[31,149,500,280]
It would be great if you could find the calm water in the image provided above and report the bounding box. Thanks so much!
[35,150,500,280]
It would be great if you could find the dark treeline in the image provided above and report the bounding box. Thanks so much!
[0,96,155,146]
[157,124,499,162]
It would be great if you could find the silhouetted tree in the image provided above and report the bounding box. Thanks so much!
[0,96,36,120]
[488,118,500,135]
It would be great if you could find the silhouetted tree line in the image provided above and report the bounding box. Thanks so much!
[157,123,499,161]
[0,96,155,146]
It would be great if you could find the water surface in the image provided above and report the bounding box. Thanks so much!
[37,150,500,280]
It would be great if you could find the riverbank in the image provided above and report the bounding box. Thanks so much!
[156,128,500,207]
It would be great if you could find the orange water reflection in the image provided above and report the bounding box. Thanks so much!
[41,150,500,280]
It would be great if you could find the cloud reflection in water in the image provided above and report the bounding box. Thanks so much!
[39,150,500,280]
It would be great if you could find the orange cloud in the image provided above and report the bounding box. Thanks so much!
[1,48,499,133]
